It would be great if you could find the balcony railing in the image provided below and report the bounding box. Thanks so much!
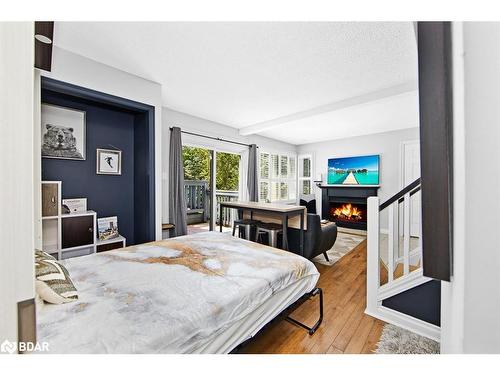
[184,180,239,227]
[216,190,239,227]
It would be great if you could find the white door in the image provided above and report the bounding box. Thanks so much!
[402,141,421,237]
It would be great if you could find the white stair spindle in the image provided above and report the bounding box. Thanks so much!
[366,197,380,316]
[388,204,395,282]
[393,201,400,261]
[403,192,411,275]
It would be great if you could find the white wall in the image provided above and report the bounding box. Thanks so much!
[462,22,500,353]
[442,22,500,354]
[163,107,296,153]
[162,107,297,222]
[440,22,466,354]
[0,22,35,343]
[297,127,420,227]
[41,47,163,240]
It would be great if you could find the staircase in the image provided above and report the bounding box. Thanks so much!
[365,178,441,342]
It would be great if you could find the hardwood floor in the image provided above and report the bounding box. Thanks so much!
[240,239,385,354]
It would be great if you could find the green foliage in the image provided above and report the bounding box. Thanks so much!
[216,152,240,191]
[182,146,240,191]
[182,146,210,181]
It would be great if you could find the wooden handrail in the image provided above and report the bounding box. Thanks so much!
[379,178,421,211]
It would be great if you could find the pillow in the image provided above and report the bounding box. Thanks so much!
[299,199,317,214]
[35,249,56,261]
[35,250,78,304]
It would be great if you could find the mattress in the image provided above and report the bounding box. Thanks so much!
[37,231,319,353]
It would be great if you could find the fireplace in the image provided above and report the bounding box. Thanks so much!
[321,185,379,230]
[329,201,367,227]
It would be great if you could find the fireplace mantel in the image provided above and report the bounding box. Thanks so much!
[318,184,380,189]
[320,185,379,230]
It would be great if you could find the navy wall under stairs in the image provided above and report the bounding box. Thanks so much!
[382,280,441,326]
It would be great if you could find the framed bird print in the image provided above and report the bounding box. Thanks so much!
[96,148,122,175]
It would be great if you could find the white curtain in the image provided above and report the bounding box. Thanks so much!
[238,149,250,201]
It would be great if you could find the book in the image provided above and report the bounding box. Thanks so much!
[62,198,87,214]
[97,216,119,241]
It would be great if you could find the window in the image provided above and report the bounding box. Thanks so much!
[259,151,297,203]
[298,155,313,196]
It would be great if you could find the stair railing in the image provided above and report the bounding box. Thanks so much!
[366,178,422,315]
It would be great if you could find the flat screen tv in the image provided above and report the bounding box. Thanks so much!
[327,155,380,185]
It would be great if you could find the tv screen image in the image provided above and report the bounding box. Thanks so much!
[327,155,380,185]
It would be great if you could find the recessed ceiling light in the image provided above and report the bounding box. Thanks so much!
[35,34,52,44]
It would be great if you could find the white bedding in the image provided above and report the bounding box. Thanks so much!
[37,231,319,353]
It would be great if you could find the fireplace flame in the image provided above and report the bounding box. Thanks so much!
[332,203,363,220]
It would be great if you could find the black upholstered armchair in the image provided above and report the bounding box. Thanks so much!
[287,214,338,261]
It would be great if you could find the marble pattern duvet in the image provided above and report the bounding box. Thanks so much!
[37,231,319,353]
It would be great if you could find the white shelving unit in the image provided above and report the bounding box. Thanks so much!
[41,181,97,260]
[96,235,126,253]
[41,181,62,257]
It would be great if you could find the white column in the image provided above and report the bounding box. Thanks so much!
[0,22,35,344]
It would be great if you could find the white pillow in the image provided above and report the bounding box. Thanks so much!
[35,250,78,304]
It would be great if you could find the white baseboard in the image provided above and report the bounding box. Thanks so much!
[365,305,440,342]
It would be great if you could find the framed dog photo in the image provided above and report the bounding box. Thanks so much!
[96,148,122,175]
[41,103,86,160]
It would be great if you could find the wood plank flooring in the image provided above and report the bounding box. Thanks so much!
[240,239,385,354]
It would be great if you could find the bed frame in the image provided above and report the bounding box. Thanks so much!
[283,287,323,335]
[231,287,323,353]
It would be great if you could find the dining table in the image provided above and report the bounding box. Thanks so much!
[218,201,306,256]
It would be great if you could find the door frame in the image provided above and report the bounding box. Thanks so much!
[399,139,420,190]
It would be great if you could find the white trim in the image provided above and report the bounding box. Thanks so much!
[365,305,441,342]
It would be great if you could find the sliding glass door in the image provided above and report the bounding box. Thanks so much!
[183,145,214,234]
[183,146,240,234]
[215,151,240,231]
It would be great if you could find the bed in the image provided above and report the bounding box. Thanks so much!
[37,231,320,353]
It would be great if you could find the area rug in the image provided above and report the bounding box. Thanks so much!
[375,324,440,354]
[312,231,366,266]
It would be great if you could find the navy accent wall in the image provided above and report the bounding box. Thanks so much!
[382,280,441,326]
[41,90,137,245]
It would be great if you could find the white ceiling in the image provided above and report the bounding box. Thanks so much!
[259,90,419,144]
[53,22,419,145]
